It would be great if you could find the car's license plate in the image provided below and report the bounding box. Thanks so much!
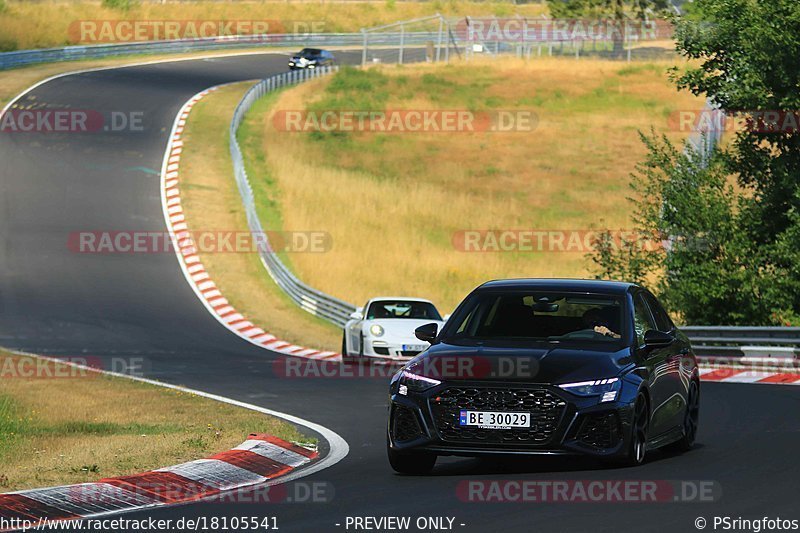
[459,410,530,429]
[402,344,426,352]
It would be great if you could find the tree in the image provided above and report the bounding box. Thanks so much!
[591,0,800,325]
[548,0,672,56]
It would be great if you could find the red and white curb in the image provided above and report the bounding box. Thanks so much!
[160,88,341,363]
[699,365,800,385]
[0,434,317,530]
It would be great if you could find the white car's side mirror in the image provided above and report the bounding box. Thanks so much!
[349,311,363,320]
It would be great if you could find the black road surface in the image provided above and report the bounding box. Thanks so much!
[0,52,798,533]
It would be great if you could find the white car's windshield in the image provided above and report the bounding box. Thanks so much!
[366,300,442,321]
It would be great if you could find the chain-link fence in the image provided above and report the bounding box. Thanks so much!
[360,14,678,66]
[360,14,462,66]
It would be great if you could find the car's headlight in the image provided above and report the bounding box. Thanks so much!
[398,370,441,394]
[558,377,620,402]
[369,324,384,337]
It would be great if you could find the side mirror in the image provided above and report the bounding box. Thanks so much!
[349,310,363,321]
[415,323,439,343]
[644,330,673,348]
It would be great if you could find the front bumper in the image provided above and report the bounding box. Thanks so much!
[388,381,636,459]
[288,61,316,70]
[363,338,427,360]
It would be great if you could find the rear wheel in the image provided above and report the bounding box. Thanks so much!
[387,439,436,475]
[670,380,699,452]
[619,394,649,467]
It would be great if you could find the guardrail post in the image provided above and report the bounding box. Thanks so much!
[399,24,405,65]
[435,16,444,62]
[361,29,368,66]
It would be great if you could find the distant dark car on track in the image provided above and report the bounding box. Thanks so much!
[387,279,700,474]
[288,48,336,70]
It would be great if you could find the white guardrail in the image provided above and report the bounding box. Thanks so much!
[0,32,441,71]
[229,69,798,363]
[230,67,358,327]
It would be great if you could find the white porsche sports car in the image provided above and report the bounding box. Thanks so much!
[342,297,447,363]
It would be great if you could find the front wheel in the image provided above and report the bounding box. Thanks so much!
[669,380,699,453]
[619,394,649,467]
[341,332,359,364]
[387,441,436,475]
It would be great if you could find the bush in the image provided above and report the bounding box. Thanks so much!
[591,0,800,325]
[101,0,138,10]
[0,38,16,52]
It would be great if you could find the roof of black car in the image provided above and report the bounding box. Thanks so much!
[477,278,636,294]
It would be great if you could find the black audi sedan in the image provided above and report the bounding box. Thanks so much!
[288,48,335,70]
[387,279,699,474]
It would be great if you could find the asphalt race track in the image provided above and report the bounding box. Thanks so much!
[1,52,798,532]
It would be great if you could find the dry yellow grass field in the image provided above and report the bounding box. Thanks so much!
[0,0,546,51]
[179,83,341,349]
[0,351,306,491]
[244,58,704,314]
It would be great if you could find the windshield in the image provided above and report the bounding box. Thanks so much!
[366,300,442,321]
[440,291,625,344]
[299,48,321,57]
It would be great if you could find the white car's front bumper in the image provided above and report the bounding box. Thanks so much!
[364,337,428,360]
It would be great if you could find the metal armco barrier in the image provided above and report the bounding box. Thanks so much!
[0,32,439,71]
[683,326,800,358]
[229,67,357,327]
[229,73,798,354]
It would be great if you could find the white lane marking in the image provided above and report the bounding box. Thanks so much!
[3,349,349,516]
[0,50,288,119]
[156,88,344,365]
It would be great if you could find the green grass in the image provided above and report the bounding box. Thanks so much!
[0,352,311,491]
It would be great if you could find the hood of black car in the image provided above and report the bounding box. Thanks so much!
[405,341,633,385]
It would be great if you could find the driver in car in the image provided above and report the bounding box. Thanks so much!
[582,308,621,339]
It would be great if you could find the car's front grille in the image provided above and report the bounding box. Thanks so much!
[373,347,390,356]
[430,387,567,445]
[575,411,621,449]
[392,405,423,442]
[401,350,422,357]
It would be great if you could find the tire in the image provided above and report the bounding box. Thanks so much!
[387,439,436,475]
[669,379,699,453]
[341,332,367,365]
[619,394,649,467]
[341,332,359,364]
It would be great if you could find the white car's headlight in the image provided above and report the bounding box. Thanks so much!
[369,324,384,337]
[558,377,620,402]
